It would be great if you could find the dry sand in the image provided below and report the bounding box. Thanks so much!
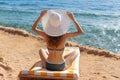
[0,26,120,80]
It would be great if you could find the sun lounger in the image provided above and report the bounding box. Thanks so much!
[17,47,80,80]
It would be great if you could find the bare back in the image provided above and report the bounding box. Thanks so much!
[44,34,67,63]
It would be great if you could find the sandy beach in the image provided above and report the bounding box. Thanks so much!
[0,26,120,80]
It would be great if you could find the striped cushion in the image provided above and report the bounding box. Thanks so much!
[18,47,80,80]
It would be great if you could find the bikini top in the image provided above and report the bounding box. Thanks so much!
[47,47,65,51]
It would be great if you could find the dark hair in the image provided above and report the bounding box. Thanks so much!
[47,35,63,47]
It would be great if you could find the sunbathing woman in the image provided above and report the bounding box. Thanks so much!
[32,10,83,71]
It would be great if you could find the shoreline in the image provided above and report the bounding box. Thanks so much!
[0,25,120,56]
[0,25,120,80]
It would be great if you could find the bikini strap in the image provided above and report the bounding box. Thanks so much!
[47,47,65,51]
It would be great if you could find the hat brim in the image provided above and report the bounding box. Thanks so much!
[42,10,70,36]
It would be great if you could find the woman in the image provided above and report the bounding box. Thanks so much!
[32,10,83,71]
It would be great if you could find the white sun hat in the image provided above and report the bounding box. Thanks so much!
[42,10,70,37]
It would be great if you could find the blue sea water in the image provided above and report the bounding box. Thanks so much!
[0,0,120,53]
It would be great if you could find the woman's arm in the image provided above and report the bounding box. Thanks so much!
[32,10,47,39]
[65,12,83,38]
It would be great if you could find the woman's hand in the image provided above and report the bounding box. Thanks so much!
[40,10,48,18]
[66,12,75,20]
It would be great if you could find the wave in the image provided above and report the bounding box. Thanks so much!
[0,2,8,5]
[74,12,120,18]
[19,3,37,7]
[0,9,35,14]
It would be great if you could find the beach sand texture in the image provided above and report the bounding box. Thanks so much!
[0,26,120,80]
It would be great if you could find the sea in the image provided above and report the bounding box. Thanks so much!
[0,0,120,53]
